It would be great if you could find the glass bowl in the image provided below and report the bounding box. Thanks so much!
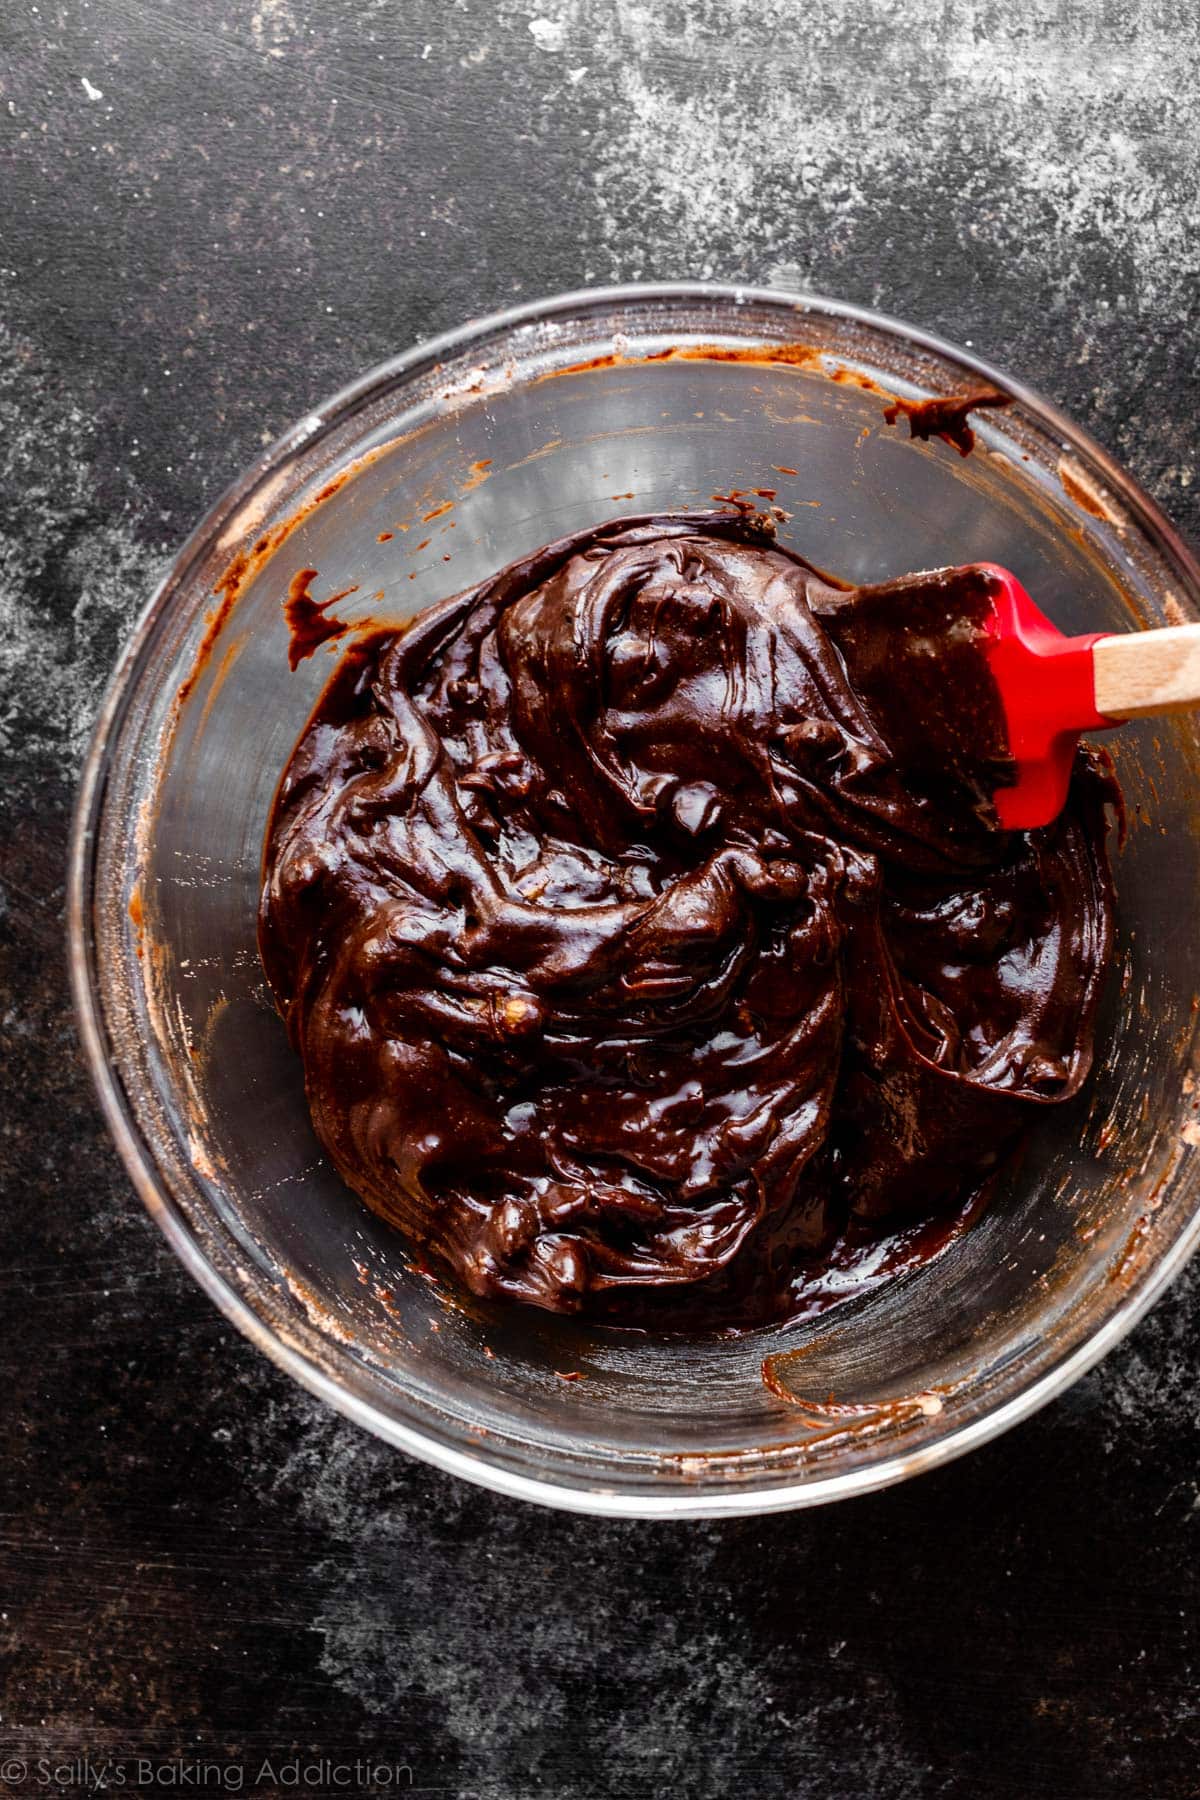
[68,284,1200,1517]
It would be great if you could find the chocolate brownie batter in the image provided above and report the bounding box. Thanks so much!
[882,386,1010,456]
[260,513,1115,1328]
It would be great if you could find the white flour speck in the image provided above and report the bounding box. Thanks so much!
[528,16,567,52]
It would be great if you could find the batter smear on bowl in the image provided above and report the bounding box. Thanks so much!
[259,512,1116,1328]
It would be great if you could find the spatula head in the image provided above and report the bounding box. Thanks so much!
[978,564,1108,829]
[812,563,1015,828]
[817,562,1109,832]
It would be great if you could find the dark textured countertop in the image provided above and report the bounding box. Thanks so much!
[3,3,1200,1795]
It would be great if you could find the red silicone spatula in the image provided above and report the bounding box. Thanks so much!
[828,561,1200,831]
[971,564,1200,828]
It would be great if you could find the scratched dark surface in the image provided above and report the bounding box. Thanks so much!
[3,4,1200,1797]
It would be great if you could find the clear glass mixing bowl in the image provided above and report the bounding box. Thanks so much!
[68,284,1200,1517]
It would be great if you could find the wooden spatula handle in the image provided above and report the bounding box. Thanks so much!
[1092,624,1200,720]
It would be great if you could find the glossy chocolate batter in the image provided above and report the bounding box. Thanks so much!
[260,513,1115,1328]
[882,387,1011,456]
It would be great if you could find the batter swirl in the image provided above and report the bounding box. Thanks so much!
[260,513,1115,1327]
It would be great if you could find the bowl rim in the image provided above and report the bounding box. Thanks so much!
[67,279,1200,1518]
